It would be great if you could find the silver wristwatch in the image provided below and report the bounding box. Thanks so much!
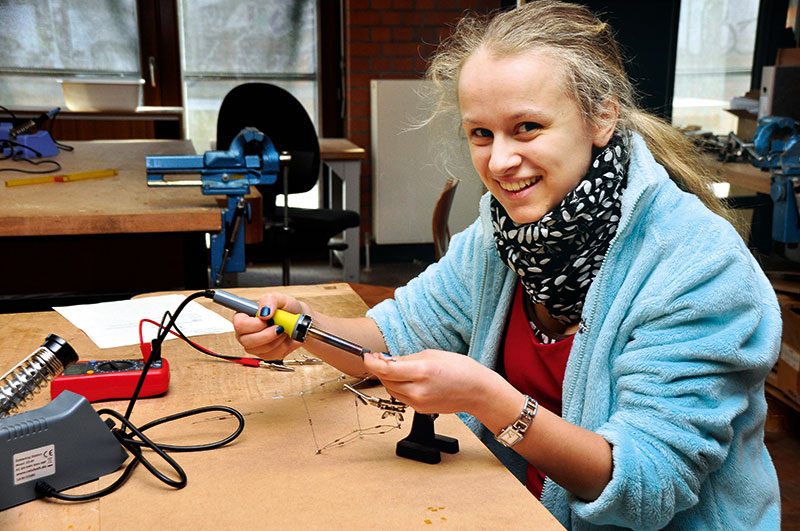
[495,395,538,448]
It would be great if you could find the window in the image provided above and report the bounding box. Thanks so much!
[0,0,319,154]
[672,0,760,133]
[178,0,318,153]
[0,0,141,106]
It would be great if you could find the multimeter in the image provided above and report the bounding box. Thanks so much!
[50,358,170,402]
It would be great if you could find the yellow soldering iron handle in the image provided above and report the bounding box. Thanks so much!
[272,309,302,336]
[210,290,313,342]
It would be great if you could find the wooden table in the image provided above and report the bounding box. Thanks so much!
[714,159,773,195]
[319,138,366,283]
[0,140,220,312]
[0,283,562,530]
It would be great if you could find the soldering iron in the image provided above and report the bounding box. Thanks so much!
[211,290,371,358]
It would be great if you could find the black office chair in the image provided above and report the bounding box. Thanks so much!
[216,83,360,284]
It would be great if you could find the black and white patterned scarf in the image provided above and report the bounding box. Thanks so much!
[491,134,628,325]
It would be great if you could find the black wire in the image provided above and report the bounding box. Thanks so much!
[0,138,62,173]
[124,290,213,420]
[35,289,243,503]
[48,110,73,152]
[120,405,245,453]
[35,405,244,502]
[0,105,16,121]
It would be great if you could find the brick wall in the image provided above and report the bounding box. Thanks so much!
[344,0,502,243]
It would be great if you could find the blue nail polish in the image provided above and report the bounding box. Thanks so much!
[259,306,271,318]
[275,325,284,335]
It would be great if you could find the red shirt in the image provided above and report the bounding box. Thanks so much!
[503,282,573,498]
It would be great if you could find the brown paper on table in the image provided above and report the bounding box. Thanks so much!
[0,283,563,530]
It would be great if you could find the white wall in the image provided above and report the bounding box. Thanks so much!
[370,79,485,245]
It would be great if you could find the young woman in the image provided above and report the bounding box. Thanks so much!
[234,2,781,528]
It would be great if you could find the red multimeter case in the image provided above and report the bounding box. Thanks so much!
[50,358,170,402]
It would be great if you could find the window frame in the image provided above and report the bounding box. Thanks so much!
[135,0,342,136]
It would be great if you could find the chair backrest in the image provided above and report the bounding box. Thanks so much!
[216,83,320,200]
[432,177,459,260]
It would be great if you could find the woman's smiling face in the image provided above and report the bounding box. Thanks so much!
[458,48,615,224]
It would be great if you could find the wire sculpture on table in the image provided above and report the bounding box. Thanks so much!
[300,375,407,454]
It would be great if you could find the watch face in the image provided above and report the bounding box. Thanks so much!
[497,427,523,447]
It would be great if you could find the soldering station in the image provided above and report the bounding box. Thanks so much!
[0,107,66,164]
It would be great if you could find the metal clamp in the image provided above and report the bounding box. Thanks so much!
[343,383,406,421]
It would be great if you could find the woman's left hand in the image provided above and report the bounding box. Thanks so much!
[362,349,502,416]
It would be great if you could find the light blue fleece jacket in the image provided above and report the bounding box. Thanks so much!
[367,134,781,530]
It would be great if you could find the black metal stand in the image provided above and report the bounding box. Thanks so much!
[280,153,291,286]
[396,411,459,464]
[214,197,247,287]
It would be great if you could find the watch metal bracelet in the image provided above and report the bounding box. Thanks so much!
[495,395,538,448]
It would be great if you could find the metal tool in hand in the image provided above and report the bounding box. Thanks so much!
[211,289,371,358]
[343,383,406,420]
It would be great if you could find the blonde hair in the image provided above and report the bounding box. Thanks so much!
[427,1,732,221]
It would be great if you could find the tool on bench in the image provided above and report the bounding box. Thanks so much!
[0,335,78,419]
[50,358,170,402]
[209,289,459,463]
[755,117,800,244]
[0,108,60,159]
[0,336,128,510]
[692,116,800,245]
[211,289,370,358]
[145,127,290,286]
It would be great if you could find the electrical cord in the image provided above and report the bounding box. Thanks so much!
[0,139,62,173]
[139,317,281,368]
[0,106,69,172]
[47,109,73,152]
[35,289,246,502]
[0,105,16,121]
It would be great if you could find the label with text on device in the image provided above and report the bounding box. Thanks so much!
[14,444,55,485]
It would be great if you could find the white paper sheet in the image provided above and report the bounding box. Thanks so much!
[54,295,234,349]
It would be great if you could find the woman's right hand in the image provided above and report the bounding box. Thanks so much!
[232,292,311,361]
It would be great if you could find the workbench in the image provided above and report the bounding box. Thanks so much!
[0,283,562,529]
[0,140,219,312]
[714,159,773,195]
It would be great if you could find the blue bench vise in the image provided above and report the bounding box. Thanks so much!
[754,117,800,243]
[752,116,800,170]
[146,127,286,285]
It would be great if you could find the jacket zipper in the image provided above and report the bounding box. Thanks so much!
[561,186,647,413]
[541,186,648,508]
[469,248,490,351]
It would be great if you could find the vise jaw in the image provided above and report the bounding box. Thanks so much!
[146,127,280,194]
